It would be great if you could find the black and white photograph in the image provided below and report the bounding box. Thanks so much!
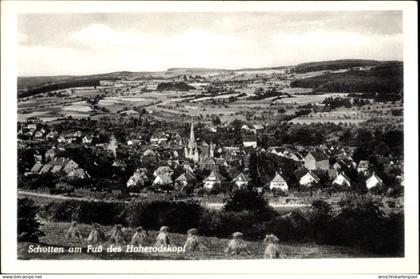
[1,0,418,274]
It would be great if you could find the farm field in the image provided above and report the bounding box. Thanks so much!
[18,222,375,260]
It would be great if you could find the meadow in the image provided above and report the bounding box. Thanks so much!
[18,222,374,260]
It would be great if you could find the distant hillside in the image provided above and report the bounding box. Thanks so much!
[290,62,403,99]
[292,59,381,73]
[17,71,167,98]
[166,68,231,75]
[157,82,196,91]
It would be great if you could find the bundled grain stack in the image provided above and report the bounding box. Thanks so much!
[183,228,207,252]
[87,223,105,244]
[130,226,148,245]
[155,226,172,247]
[263,234,285,259]
[65,222,82,239]
[224,232,250,256]
[109,224,126,244]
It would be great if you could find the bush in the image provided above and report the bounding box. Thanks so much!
[18,198,45,242]
[199,209,260,239]
[39,200,126,226]
[223,188,270,214]
[126,200,205,233]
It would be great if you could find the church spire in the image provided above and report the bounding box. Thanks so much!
[188,118,195,149]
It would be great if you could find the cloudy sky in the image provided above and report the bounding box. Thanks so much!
[18,11,403,76]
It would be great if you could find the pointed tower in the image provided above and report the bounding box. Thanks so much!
[209,140,214,158]
[188,119,196,150]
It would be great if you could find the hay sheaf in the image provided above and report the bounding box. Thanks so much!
[65,222,82,239]
[155,226,173,247]
[225,232,251,256]
[183,228,207,252]
[87,224,106,244]
[130,227,148,245]
[263,234,286,259]
[108,224,126,244]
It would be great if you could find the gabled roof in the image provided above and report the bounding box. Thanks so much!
[337,172,351,182]
[31,162,43,173]
[307,151,329,161]
[242,134,257,142]
[305,171,320,182]
[154,166,172,174]
[204,171,224,182]
[357,160,369,168]
[232,172,250,182]
[175,172,196,182]
[155,174,173,184]
[270,172,286,183]
[112,160,127,167]
[143,149,155,156]
[368,172,383,184]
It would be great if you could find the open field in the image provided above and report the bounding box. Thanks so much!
[18,222,375,260]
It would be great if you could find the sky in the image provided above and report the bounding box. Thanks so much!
[17,11,403,76]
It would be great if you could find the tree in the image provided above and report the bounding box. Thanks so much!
[18,198,45,242]
[212,116,222,126]
[223,188,269,214]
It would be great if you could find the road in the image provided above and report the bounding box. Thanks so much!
[18,190,310,209]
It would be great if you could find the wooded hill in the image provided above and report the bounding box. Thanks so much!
[291,62,403,99]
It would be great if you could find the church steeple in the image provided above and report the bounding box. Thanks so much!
[188,118,196,150]
[210,140,214,158]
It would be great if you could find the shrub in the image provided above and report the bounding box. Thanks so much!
[223,188,270,214]
[126,200,205,233]
[18,198,45,242]
[199,209,259,239]
[39,200,126,226]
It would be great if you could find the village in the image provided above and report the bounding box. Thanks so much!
[16,61,405,260]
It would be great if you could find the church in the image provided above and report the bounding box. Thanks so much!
[184,120,215,163]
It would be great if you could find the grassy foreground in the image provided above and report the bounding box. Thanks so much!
[18,222,374,260]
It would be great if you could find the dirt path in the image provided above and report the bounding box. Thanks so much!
[18,190,310,211]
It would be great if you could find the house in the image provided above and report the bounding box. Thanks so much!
[198,158,219,171]
[153,166,173,177]
[357,160,370,175]
[127,139,141,146]
[27,123,37,130]
[30,162,44,174]
[328,168,338,179]
[143,149,155,157]
[34,131,44,138]
[67,168,90,179]
[153,174,173,186]
[127,169,149,188]
[46,131,59,140]
[232,172,250,189]
[119,109,138,116]
[82,136,94,144]
[304,151,329,170]
[333,172,351,187]
[203,171,224,190]
[150,132,168,144]
[183,163,194,172]
[243,134,257,148]
[38,157,79,175]
[366,172,384,190]
[74,130,83,138]
[268,146,284,156]
[241,124,250,131]
[269,172,288,191]
[112,160,127,170]
[45,148,56,161]
[174,172,196,190]
[299,171,320,187]
[251,124,264,133]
